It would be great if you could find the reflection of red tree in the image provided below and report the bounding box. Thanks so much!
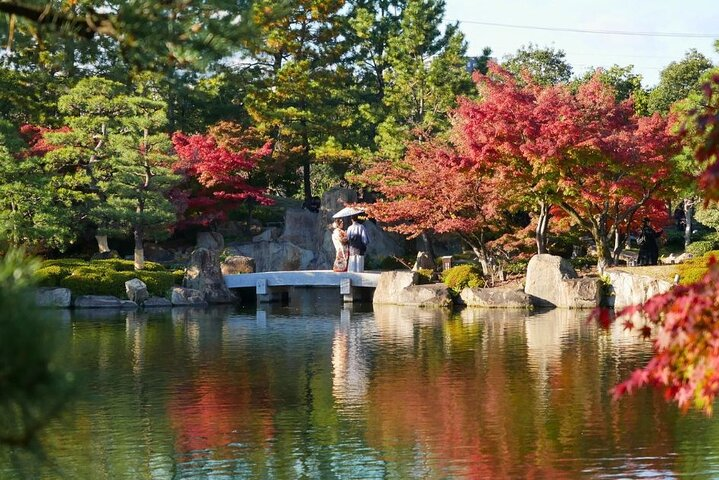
[167,370,275,456]
[362,321,679,478]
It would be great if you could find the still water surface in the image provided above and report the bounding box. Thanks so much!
[4,295,719,479]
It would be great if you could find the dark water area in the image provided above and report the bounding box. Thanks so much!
[3,293,719,479]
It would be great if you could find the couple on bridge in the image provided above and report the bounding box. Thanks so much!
[332,215,369,273]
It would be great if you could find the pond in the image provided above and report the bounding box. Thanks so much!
[3,294,719,479]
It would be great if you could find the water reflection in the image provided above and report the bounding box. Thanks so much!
[3,304,719,479]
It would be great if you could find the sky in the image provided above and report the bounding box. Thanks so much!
[444,0,719,86]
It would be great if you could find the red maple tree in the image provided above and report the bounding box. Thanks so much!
[454,64,679,270]
[171,130,273,228]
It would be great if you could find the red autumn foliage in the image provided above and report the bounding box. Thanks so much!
[359,142,509,255]
[18,124,69,158]
[611,75,719,414]
[171,131,273,227]
[453,63,678,267]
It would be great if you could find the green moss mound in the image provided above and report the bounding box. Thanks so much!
[442,264,485,293]
[38,258,183,298]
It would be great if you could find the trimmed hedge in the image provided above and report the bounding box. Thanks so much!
[38,258,184,298]
[442,264,485,293]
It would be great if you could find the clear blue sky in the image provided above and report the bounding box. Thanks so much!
[444,0,719,86]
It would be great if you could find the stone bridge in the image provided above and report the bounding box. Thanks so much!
[224,270,381,303]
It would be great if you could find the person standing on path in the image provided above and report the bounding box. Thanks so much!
[347,215,369,272]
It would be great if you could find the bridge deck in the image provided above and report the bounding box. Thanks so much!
[224,270,381,289]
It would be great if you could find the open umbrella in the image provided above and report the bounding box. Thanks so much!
[332,206,364,219]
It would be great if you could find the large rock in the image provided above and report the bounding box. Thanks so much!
[171,287,207,306]
[459,287,533,309]
[524,254,600,308]
[36,287,72,308]
[373,271,452,308]
[227,242,316,272]
[221,255,256,274]
[605,271,673,310]
[125,278,149,304]
[184,248,235,303]
[74,295,138,309]
[196,232,224,251]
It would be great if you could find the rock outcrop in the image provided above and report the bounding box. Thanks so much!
[524,254,601,308]
[184,248,235,303]
[605,270,673,310]
[373,271,452,308]
[36,287,72,308]
[459,287,533,309]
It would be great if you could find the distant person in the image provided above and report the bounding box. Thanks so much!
[331,219,348,272]
[637,217,662,266]
[347,215,369,272]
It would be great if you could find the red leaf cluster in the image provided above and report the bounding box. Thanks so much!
[17,124,70,158]
[172,131,272,227]
[614,258,719,414]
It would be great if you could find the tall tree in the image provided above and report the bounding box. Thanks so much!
[93,88,180,270]
[647,49,714,115]
[239,0,354,200]
[501,44,573,85]
[376,0,474,161]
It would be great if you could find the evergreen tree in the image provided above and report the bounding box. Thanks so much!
[502,44,573,86]
[376,0,474,161]
[95,88,179,270]
[647,49,714,115]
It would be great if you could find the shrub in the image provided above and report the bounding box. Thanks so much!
[415,268,434,285]
[442,264,485,293]
[35,265,71,286]
[40,258,181,298]
[686,241,716,257]
[503,259,529,276]
[570,256,596,270]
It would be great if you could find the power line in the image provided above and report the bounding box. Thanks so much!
[457,20,719,39]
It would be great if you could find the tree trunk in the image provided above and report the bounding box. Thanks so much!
[595,235,612,274]
[420,232,435,260]
[684,198,693,249]
[535,201,550,254]
[95,235,110,253]
[134,227,145,270]
[612,229,622,263]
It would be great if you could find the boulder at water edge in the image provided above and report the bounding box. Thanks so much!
[74,295,138,309]
[125,278,149,304]
[373,271,452,308]
[171,287,207,306]
[459,287,533,309]
[605,271,673,310]
[36,287,72,308]
[184,248,235,304]
[524,254,600,308]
